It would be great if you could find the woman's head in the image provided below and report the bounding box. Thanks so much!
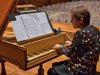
[71,6,91,28]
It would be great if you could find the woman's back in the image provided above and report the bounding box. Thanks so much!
[69,25,100,75]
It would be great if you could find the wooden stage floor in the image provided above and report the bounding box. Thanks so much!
[0,55,100,75]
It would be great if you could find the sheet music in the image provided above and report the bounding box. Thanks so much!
[10,12,53,41]
[11,16,29,41]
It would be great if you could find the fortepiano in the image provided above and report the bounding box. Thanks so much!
[0,0,71,75]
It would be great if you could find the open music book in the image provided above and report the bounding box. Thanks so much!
[9,12,54,42]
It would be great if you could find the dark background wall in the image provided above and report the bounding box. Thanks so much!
[18,0,72,7]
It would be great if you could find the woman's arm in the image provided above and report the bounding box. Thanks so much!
[53,30,84,59]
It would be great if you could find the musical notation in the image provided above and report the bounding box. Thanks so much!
[10,12,53,41]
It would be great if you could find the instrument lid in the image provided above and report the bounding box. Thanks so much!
[0,0,19,37]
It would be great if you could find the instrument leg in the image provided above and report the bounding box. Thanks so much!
[38,64,44,75]
[0,58,6,75]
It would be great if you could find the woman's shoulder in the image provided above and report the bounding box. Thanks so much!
[75,25,99,38]
[80,25,99,33]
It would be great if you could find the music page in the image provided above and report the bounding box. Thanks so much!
[11,16,29,41]
[21,12,53,38]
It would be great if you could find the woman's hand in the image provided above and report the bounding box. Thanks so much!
[53,44,62,54]
[53,44,62,50]
[64,41,72,48]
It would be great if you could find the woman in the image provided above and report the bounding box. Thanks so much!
[48,6,100,75]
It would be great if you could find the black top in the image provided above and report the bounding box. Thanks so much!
[61,25,100,75]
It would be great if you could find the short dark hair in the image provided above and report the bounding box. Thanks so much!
[71,6,91,26]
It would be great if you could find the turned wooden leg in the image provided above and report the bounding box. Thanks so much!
[0,58,6,75]
[38,64,44,75]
